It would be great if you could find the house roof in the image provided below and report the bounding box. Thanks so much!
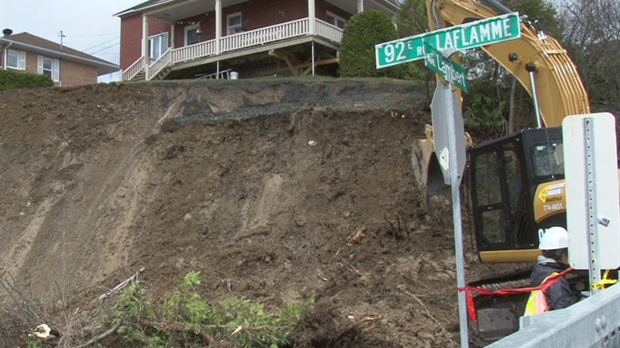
[114,0,177,17]
[0,32,119,76]
[115,0,401,18]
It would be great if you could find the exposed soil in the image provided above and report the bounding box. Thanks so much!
[0,78,526,347]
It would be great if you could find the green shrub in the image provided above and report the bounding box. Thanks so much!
[0,69,54,91]
[339,10,406,79]
[105,271,314,348]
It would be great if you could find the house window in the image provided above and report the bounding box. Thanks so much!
[185,24,200,46]
[149,32,169,59]
[6,49,26,70]
[37,56,60,82]
[227,12,242,35]
[326,11,346,29]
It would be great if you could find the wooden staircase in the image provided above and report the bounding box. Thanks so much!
[131,71,146,81]
[152,67,172,80]
[128,66,171,82]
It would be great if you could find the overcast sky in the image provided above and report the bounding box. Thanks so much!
[0,0,139,82]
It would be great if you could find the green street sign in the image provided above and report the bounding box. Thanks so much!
[376,12,521,69]
[424,42,469,93]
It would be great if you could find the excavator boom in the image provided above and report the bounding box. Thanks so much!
[412,0,591,211]
[427,0,590,126]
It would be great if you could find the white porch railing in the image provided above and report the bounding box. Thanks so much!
[315,19,343,43]
[172,40,216,64]
[122,58,145,81]
[125,17,342,81]
[221,18,309,52]
[149,49,172,78]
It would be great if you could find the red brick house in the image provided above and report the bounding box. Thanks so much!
[116,0,400,81]
[0,29,119,87]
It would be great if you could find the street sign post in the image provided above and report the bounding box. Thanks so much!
[430,81,469,347]
[431,83,467,183]
[424,41,469,92]
[376,12,521,68]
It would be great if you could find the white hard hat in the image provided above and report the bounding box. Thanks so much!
[538,226,569,250]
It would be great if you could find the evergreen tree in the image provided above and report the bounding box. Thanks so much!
[339,10,406,78]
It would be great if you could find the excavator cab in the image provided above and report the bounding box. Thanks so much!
[469,127,566,263]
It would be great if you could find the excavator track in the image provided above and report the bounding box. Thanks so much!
[468,269,532,291]
[468,269,590,342]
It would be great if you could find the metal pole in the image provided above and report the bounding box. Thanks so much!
[58,30,65,49]
[583,117,601,295]
[444,81,469,347]
[526,63,542,127]
[311,42,315,76]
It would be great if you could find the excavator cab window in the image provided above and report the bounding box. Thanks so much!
[470,128,565,259]
[471,141,526,249]
[471,133,530,252]
[473,151,506,245]
[532,143,564,179]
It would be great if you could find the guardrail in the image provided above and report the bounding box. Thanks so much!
[486,284,620,348]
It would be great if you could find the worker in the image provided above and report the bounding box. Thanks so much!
[524,226,576,315]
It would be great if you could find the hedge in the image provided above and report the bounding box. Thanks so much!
[339,10,406,79]
[0,68,54,91]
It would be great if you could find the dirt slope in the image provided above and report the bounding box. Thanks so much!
[0,78,521,347]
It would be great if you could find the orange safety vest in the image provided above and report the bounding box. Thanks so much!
[524,272,561,316]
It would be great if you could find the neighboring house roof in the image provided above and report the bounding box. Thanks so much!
[0,32,119,76]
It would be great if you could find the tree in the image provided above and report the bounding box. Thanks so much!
[461,0,561,135]
[394,0,428,38]
[556,0,620,117]
[393,0,438,99]
[339,10,406,78]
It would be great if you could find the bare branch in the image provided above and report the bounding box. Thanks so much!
[70,323,120,348]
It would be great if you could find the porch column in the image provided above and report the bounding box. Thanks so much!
[142,14,150,80]
[357,0,364,13]
[215,0,222,54]
[170,24,175,49]
[308,0,315,35]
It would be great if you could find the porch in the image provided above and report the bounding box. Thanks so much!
[123,17,344,81]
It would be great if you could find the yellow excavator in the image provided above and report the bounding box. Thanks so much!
[413,0,590,264]
[412,0,603,340]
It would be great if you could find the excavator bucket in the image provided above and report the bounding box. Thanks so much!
[411,137,433,210]
[411,125,452,211]
[411,124,473,211]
